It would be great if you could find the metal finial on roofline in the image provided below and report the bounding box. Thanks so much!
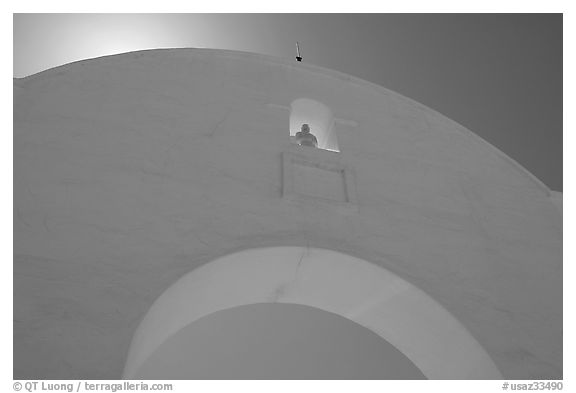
[296,42,302,62]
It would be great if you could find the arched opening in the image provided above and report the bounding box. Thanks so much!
[290,98,339,151]
[133,303,427,379]
[123,247,502,379]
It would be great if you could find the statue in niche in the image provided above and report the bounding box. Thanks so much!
[295,124,318,148]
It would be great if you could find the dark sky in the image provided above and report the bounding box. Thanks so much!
[13,13,563,191]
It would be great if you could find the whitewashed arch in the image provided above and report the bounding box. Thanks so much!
[123,247,502,379]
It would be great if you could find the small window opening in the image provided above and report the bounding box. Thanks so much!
[290,98,339,152]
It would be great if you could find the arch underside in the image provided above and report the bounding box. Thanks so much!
[123,247,502,379]
[134,303,428,379]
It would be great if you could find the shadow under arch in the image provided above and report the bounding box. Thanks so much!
[123,247,502,379]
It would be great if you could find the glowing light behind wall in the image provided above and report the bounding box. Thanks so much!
[14,14,198,78]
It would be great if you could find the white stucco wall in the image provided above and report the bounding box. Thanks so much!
[550,191,562,213]
[13,48,562,379]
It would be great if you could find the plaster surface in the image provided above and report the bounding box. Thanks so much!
[13,48,562,379]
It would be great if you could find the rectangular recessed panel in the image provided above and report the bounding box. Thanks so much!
[292,162,347,202]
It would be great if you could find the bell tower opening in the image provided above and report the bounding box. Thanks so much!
[289,98,339,152]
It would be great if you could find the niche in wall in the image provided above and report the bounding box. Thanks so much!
[289,98,339,152]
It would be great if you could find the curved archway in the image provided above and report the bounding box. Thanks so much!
[123,247,502,379]
[133,303,427,379]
